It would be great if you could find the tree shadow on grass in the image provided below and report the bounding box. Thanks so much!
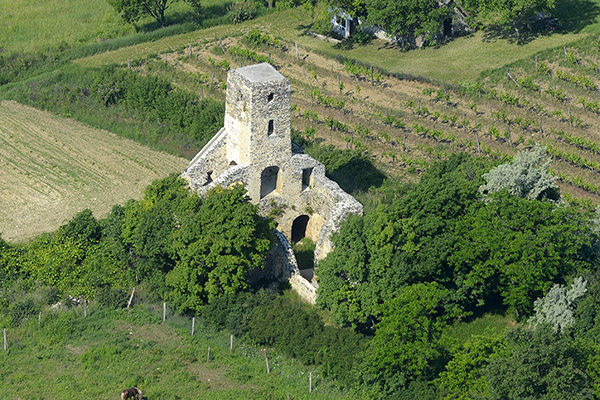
[481,0,600,44]
[136,2,234,32]
[553,0,600,33]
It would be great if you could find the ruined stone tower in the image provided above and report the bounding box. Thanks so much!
[182,63,363,303]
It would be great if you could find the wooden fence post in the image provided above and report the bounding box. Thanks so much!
[188,44,192,57]
[206,346,210,362]
[127,287,136,309]
[84,299,87,318]
[38,311,42,330]
[3,328,7,352]
[191,317,195,336]
[309,371,312,394]
[295,43,299,61]
[264,350,270,373]
[163,302,166,322]
[230,334,233,353]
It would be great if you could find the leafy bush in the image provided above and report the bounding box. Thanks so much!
[9,297,37,326]
[244,29,281,47]
[202,290,365,384]
[228,46,270,64]
[227,1,264,23]
[96,286,129,309]
[353,29,373,45]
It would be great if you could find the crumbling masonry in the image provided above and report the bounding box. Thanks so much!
[182,63,363,303]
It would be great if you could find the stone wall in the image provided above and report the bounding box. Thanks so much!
[182,63,362,303]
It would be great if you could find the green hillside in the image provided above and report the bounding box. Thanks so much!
[0,303,350,399]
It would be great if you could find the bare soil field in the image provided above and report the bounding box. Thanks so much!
[0,101,188,242]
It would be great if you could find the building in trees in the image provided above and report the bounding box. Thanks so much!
[182,63,362,303]
[330,0,472,48]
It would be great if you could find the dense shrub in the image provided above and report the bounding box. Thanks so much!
[96,286,129,309]
[9,297,37,327]
[227,1,265,23]
[1,65,225,157]
[202,291,366,384]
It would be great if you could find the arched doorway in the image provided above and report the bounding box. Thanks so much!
[292,215,310,242]
[260,166,280,198]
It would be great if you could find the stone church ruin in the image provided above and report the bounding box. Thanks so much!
[182,63,363,303]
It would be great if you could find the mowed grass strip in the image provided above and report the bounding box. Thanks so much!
[0,100,188,242]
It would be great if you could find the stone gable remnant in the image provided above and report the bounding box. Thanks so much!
[182,63,363,303]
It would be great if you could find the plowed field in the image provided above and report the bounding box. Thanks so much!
[0,101,188,241]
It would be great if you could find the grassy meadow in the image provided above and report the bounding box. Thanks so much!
[0,0,233,53]
[0,303,351,400]
[0,0,131,52]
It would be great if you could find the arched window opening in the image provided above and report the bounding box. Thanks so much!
[260,166,280,198]
[267,119,274,136]
[302,168,313,190]
[292,215,310,243]
[268,93,274,103]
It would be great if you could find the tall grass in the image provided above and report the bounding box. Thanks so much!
[0,0,233,54]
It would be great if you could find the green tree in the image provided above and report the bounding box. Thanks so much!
[366,0,451,43]
[486,327,593,399]
[460,0,556,42]
[453,191,596,317]
[108,0,201,27]
[317,154,490,329]
[166,185,273,312]
[57,209,102,247]
[327,0,368,17]
[356,282,462,396]
[121,174,191,289]
[437,332,505,400]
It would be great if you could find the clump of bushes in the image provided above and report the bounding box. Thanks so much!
[227,0,265,23]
